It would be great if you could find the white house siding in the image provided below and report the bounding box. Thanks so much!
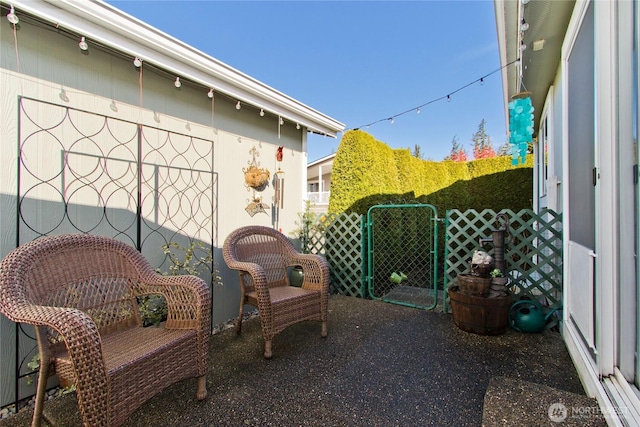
[0,8,309,407]
[497,0,640,423]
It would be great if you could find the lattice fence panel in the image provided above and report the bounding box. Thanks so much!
[306,213,365,297]
[445,208,562,311]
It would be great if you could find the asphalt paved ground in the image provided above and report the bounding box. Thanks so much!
[0,294,604,426]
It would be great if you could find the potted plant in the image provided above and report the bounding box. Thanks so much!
[490,268,509,286]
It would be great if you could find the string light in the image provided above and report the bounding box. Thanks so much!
[520,19,529,32]
[78,36,88,51]
[174,77,181,88]
[207,88,214,98]
[279,116,284,125]
[133,57,142,67]
[59,88,69,102]
[236,101,241,110]
[296,123,300,129]
[351,58,519,132]
[260,108,265,117]
[7,5,19,24]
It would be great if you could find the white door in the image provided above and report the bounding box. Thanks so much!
[565,1,597,355]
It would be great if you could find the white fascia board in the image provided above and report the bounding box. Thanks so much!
[494,0,511,138]
[10,0,345,137]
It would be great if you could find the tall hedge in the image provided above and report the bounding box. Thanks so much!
[328,130,533,215]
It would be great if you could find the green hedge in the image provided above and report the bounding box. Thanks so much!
[328,130,533,215]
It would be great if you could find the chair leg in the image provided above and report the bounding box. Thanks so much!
[31,361,49,427]
[32,327,50,427]
[321,321,327,338]
[196,375,207,400]
[237,302,244,335]
[263,340,272,359]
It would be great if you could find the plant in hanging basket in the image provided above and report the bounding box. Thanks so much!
[244,165,270,191]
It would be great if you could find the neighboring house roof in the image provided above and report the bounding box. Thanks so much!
[307,152,335,181]
[494,0,575,130]
[8,0,345,137]
[307,152,336,168]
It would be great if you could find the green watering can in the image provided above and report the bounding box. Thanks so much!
[509,300,562,333]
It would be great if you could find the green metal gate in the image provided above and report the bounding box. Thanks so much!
[366,204,439,309]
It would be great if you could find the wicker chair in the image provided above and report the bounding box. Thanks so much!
[0,234,210,427]
[222,226,329,358]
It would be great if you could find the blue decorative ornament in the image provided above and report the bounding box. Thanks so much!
[508,93,534,164]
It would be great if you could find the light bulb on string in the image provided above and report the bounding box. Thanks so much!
[207,88,214,98]
[279,117,284,125]
[389,117,394,124]
[480,77,484,85]
[79,37,88,51]
[174,77,181,88]
[447,95,451,103]
[520,19,529,32]
[7,5,19,24]
[520,41,527,52]
[235,101,241,110]
[260,109,265,117]
[59,88,69,102]
[296,123,300,130]
[133,57,142,67]
[416,107,421,114]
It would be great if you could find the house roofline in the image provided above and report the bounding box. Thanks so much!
[307,152,336,167]
[7,0,345,137]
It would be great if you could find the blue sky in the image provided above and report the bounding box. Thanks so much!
[108,0,507,162]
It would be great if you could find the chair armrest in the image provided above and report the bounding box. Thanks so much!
[137,274,211,331]
[289,253,330,292]
[10,304,109,422]
[223,259,273,305]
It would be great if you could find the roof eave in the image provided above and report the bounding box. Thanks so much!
[10,0,345,137]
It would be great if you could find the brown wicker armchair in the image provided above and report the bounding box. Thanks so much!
[0,234,210,427]
[222,226,329,358]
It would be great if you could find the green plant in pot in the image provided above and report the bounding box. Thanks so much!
[490,268,509,286]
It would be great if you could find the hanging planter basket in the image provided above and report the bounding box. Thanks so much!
[244,165,270,191]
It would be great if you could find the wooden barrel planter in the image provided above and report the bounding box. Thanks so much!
[456,273,492,296]
[448,285,512,335]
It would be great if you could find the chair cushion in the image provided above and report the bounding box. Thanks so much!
[54,324,197,386]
